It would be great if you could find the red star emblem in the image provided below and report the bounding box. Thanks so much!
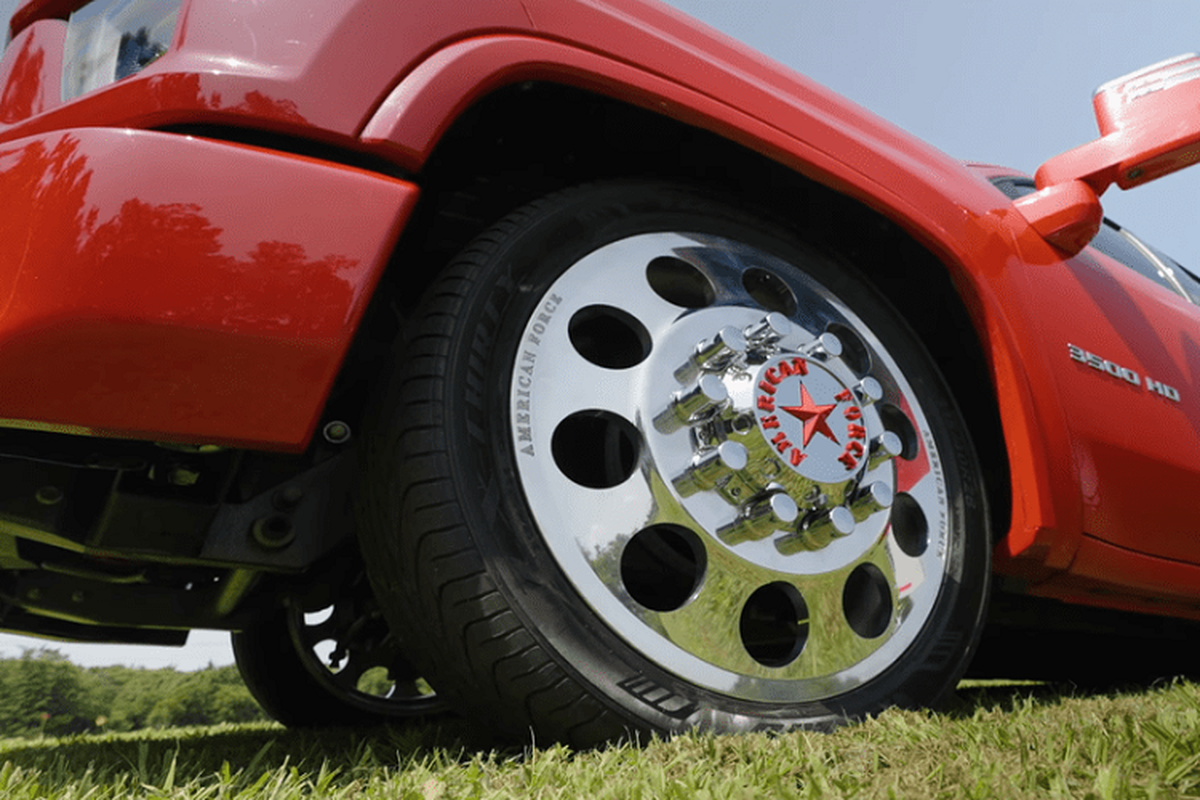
[781,383,839,447]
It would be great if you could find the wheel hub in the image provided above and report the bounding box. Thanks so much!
[658,312,900,560]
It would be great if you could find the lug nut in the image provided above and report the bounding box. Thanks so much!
[850,481,894,521]
[674,326,748,382]
[718,490,799,546]
[655,374,729,433]
[743,312,793,349]
[674,441,749,497]
[853,377,883,405]
[803,332,843,360]
[775,505,856,555]
[867,431,904,470]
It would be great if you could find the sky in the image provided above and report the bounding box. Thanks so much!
[0,1,1199,670]
[664,0,1200,269]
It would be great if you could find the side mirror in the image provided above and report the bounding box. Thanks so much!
[1017,53,1200,254]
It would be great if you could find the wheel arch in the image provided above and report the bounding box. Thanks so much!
[349,76,1013,549]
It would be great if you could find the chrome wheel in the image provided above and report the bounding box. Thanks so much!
[512,232,946,702]
[360,182,988,744]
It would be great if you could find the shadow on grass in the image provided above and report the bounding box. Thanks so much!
[951,621,1200,718]
[0,714,508,791]
[946,673,1197,720]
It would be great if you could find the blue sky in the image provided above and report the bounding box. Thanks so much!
[667,0,1200,268]
[0,1,1198,670]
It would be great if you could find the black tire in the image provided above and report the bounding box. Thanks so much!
[358,181,990,745]
[232,571,444,726]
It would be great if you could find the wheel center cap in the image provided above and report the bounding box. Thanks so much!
[754,356,868,484]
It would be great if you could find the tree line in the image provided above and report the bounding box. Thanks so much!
[0,648,266,738]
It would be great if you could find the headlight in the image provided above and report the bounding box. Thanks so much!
[61,0,182,101]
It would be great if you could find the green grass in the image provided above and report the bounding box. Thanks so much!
[3,680,1200,798]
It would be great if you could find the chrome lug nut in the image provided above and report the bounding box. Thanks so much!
[850,481,894,522]
[775,505,855,555]
[803,331,843,360]
[718,491,800,546]
[853,376,883,405]
[697,326,748,370]
[674,326,748,382]
[743,312,793,350]
[867,431,904,470]
[674,441,750,497]
[655,374,729,433]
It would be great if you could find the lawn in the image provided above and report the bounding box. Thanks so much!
[2,679,1199,798]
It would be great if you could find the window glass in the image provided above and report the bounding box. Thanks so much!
[989,176,1184,298]
[1142,241,1200,304]
[1089,221,1183,296]
[990,177,1036,200]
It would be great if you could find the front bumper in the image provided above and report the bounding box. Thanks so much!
[0,128,417,449]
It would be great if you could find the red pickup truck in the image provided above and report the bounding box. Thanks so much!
[3,0,1200,745]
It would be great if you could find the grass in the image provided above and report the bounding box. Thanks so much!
[3,679,1200,798]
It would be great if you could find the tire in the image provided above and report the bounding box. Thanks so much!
[232,570,445,726]
[359,181,990,745]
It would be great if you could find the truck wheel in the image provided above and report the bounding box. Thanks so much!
[232,571,444,726]
[359,181,990,745]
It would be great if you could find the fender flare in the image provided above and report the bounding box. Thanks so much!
[358,33,1085,568]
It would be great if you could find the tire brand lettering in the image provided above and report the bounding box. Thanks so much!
[1067,343,1179,401]
[513,294,564,456]
[523,294,562,346]
[924,427,948,559]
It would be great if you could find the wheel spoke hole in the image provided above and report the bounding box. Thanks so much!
[743,268,798,316]
[621,525,706,612]
[552,411,641,488]
[891,492,928,557]
[842,564,893,639]
[646,256,716,308]
[826,322,872,377]
[740,582,809,667]
[879,403,920,460]
[569,305,652,369]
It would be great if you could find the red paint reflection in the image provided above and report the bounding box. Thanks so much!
[0,129,384,445]
[0,33,46,124]
[0,133,359,333]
